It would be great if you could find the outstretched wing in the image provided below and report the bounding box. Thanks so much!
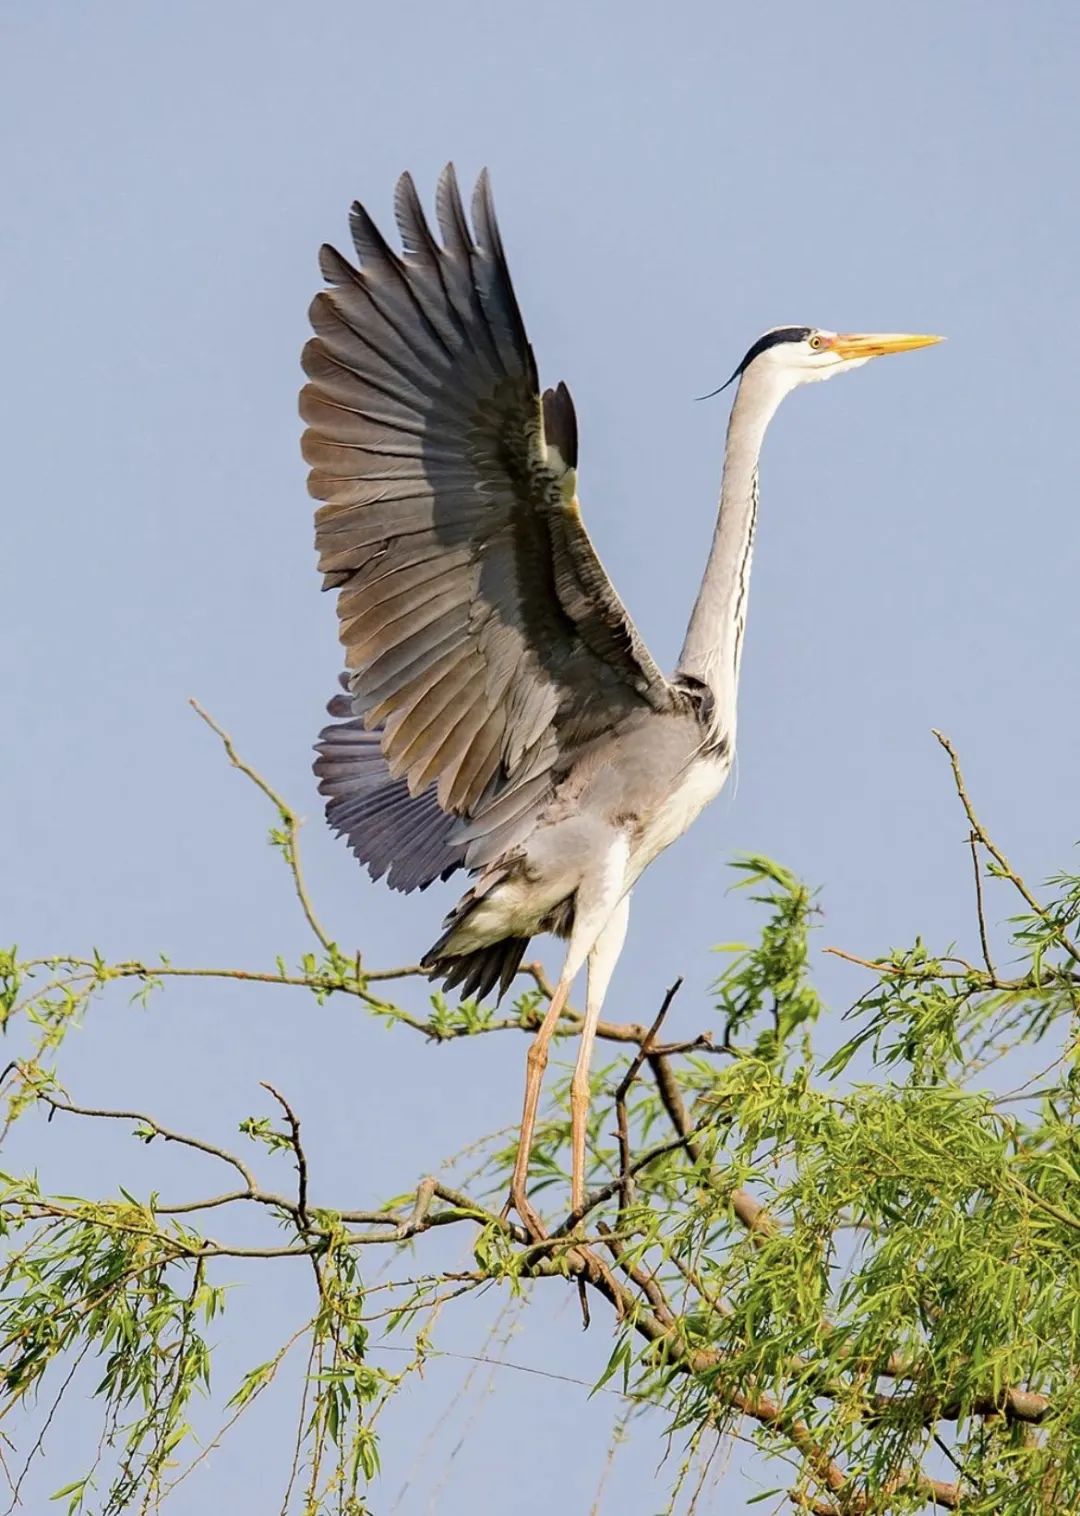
[301,164,674,835]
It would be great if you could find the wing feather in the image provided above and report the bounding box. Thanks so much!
[368,646,470,731]
[386,663,485,767]
[341,567,477,646]
[303,165,676,867]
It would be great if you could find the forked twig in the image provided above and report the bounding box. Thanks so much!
[933,729,1080,968]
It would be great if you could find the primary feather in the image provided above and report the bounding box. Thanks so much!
[304,164,683,958]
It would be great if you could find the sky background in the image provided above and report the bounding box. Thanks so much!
[3,1,1079,1510]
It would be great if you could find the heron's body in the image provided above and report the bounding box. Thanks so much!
[301,164,939,1227]
[434,711,731,956]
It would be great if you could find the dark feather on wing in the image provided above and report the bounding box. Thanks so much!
[302,165,678,917]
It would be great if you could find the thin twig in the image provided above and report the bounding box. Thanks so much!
[647,1052,775,1237]
[389,1298,522,1514]
[824,946,986,981]
[163,1320,312,1500]
[553,1128,706,1236]
[667,1248,734,1321]
[614,978,683,1214]
[281,1331,319,1516]
[3,1339,92,1513]
[933,729,1080,967]
[33,1084,257,1192]
[9,955,736,1054]
[260,1082,310,1229]
[189,698,334,953]
[968,831,998,978]
[597,1221,675,1326]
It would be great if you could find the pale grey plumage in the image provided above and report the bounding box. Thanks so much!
[301,166,940,1219]
[306,164,699,993]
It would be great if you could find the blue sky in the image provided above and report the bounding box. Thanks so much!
[3,1,1079,1510]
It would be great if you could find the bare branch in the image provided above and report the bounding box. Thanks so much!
[553,1129,704,1236]
[260,1081,310,1228]
[189,698,334,953]
[614,978,683,1213]
[933,729,1080,967]
[968,830,998,978]
[597,1221,675,1327]
[31,1082,258,1193]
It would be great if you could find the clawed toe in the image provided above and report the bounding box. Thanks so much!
[506,1183,547,1241]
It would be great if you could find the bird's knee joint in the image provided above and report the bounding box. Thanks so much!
[526,1042,549,1073]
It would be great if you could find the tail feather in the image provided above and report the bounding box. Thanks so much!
[423,935,529,1004]
[420,879,530,1003]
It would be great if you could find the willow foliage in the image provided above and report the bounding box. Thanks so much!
[1,721,1077,1514]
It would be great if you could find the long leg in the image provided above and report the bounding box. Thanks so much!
[507,977,573,1235]
[509,839,629,1232]
[569,892,630,1217]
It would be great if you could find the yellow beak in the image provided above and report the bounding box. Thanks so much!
[830,332,944,359]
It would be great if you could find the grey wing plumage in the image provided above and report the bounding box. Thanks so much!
[315,687,462,892]
[303,165,675,885]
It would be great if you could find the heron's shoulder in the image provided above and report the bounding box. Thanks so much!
[665,677,732,759]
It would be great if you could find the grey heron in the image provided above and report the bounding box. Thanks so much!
[302,165,939,1230]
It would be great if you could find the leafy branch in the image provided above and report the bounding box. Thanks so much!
[2,709,1079,1514]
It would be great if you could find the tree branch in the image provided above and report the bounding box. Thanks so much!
[968,830,998,978]
[614,978,682,1214]
[641,1043,1052,1439]
[189,699,334,953]
[10,954,732,1058]
[33,1083,258,1193]
[933,729,1080,967]
[260,1081,310,1229]
[647,1049,775,1236]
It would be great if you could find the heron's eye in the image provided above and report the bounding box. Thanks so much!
[808,335,823,350]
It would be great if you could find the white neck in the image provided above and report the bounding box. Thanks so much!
[675,364,791,739]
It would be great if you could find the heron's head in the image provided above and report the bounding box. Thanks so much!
[705,327,943,402]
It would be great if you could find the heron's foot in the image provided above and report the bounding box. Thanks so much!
[503,1180,547,1242]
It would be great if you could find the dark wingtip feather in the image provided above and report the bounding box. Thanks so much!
[393,170,435,256]
[435,163,473,257]
[348,199,403,270]
[318,243,359,286]
[395,168,418,204]
[471,168,498,247]
[542,382,578,470]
